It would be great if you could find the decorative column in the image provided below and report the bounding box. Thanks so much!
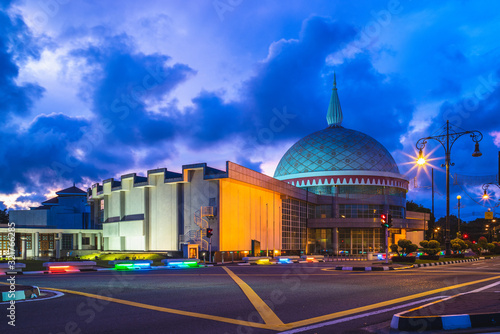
[58,232,63,251]
[34,232,39,258]
[21,237,27,260]
[332,228,339,255]
[78,232,83,250]
[55,238,61,259]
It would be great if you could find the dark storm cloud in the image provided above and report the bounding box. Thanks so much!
[183,16,414,161]
[336,55,414,153]
[0,113,102,193]
[0,2,44,125]
[183,16,358,147]
[71,33,195,147]
[430,66,500,174]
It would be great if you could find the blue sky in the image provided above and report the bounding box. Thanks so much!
[1,0,500,221]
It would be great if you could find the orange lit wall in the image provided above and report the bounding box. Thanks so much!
[219,178,281,252]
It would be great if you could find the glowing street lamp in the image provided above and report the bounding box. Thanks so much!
[482,183,500,201]
[483,190,489,200]
[417,149,426,165]
[416,120,483,255]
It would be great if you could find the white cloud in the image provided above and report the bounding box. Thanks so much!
[490,131,500,147]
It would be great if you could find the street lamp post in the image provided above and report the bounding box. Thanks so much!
[457,195,461,238]
[416,120,483,255]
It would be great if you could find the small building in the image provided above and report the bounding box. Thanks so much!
[1,185,102,258]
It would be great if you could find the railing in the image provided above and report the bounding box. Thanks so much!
[201,206,214,217]
[179,228,208,250]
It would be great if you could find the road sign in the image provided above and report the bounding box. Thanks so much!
[485,211,494,220]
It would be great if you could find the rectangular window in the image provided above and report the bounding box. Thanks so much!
[281,199,308,251]
[339,204,384,218]
[0,233,9,256]
[62,234,73,250]
[17,233,32,250]
[315,205,332,218]
[389,206,405,219]
[338,228,384,254]
[82,237,90,246]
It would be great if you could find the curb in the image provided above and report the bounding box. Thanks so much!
[333,266,394,271]
[413,258,479,268]
[0,285,40,302]
[391,312,500,331]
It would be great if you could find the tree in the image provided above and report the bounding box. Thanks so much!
[0,209,8,225]
[492,242,500,254]
[461,218,490,242]
[391,239,418,256]
[420,240,441,256]
[476,237,489,255]
[470,242,480,255]
[450,238,467,254]
[390,244,399,255]
[435,215,461,242]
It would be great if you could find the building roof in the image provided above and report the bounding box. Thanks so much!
[41,197,59,205]
[274,127,399,177]
[274,75,400,178]
[326,73,343,127]
[56,185,87,196]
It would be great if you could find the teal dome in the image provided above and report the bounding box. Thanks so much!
[274,126,399,178]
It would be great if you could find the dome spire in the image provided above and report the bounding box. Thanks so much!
[326,73,343,128]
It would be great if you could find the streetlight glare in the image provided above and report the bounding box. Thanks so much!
[482,190,489,200]
[417,157,426,165]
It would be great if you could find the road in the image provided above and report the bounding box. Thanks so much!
[1,258,499,334]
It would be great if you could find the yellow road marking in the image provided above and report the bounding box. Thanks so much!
[7,272,499,331]
[397,293,463,318]
[37,286,284,331]
[222,266,284,326]
[282,275,500,329]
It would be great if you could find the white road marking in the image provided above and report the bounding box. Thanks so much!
[462,280,500,293]
[277,296,444,334]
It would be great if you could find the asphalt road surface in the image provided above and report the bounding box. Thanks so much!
[1,258,499,334]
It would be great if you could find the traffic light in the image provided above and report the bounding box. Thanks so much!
[387,214,392,228]
[206,228,213,238]
[463,233,468,239]
[380,214,388,228]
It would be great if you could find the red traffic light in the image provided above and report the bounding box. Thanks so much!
[463,234,468,239]
[380,214,387,221]
[206,228,213,238]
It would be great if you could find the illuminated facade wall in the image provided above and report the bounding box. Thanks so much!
[89,162,311,254]
[218,179,281,252]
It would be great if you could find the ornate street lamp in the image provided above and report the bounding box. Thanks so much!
[416,120,483,255]
[482,183,500,200]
